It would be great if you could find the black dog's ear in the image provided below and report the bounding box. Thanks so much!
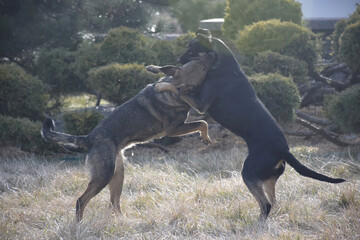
[196,28,212,38]
[196,33,213,50]
[159,66,180,77]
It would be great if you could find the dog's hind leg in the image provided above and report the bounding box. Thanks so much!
[263,177,278,206]
[76,140,117,222]
[242,155,271,219]
[263,160,285,205]
[108,151,125,213]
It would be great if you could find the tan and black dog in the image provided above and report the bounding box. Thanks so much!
[148,53,212,95]
[176,29,345,219]
[41,52,216,222]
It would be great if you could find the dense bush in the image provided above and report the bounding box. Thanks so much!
[100,26,152,65]
[339,21,360,74]
[332,4,360,58]
[324,84,360,133]
[0,64,48,121]
[0,115,56,153]
[63,110,104,135]
[223,0,302,39]
[37,48,82,96]
[236,19,319,74]
[150,40,177,66]
[331,19,348,57]
[88,63,158,105]
[249,73,300,122]
[253,51,308,84]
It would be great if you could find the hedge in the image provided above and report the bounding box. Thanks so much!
[0,63,49,121]
[0,115,56,153]
[236,19,320,74]
[87,63,158,105]
[324,84,360,133]
[63,110,104,135]
[253,51,308,84]
[249,73,300,122]
[339,21,360,74]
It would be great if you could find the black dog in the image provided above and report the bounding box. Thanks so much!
[177,29,345,219]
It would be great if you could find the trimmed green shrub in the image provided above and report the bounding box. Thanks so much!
[0,64,49,121]
[324,84,360,133]
[37,48,82,96]
[339,21,360,74]
[253,51,308,84]
[236,19,320,74]
[87,63,158,105]
[150,40,177,66]
[100,26,152,65]
[331,19,347,57]
[249,73,300,122]
[63,110,104,135]
[0,115,56,153]
[223,0,302,39]
[332,4,360,58]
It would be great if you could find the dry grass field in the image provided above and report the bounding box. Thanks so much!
[1,128,359,239]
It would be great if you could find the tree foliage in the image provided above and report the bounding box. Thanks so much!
[37,48,81,97]
[82,0,152,33]
[223,0,302,39]
[170,0,226,32]
[0,0,83,72]
[100,26,152,65]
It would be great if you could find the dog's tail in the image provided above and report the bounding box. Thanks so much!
[41,116,89,151]
[281,150,345,183]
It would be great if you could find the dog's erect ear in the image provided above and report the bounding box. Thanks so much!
[196,33,213,50]
[159,66,180,77]
[196,28,212,38]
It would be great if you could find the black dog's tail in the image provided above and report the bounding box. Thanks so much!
[281,150,345,183]
[41,117,89,151]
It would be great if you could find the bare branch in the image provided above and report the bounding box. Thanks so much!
[283,129,317,137]
[295,110,331,126]
[295,117,349,147]
[312,73,349,91]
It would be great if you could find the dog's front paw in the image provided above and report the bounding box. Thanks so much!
[201,136,212,145]
[146,65,160,74]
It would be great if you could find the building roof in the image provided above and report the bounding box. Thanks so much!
[297,0,359,18]
[303,18,342,31]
